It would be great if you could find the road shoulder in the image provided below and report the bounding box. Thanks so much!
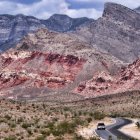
[77,117,113,139]
[119,118,140,140]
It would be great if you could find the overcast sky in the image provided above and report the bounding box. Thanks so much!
[0,0,139,19]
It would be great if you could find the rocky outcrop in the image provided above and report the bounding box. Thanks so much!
[41,14,93,32]
[101,3,140,63]
[74,2,140,63]
[75,58,140,98]
[0,14,92,51]
[0,3,140,101]
[0,28,123,100]
[135,6,140,13]
[0,14,45,51]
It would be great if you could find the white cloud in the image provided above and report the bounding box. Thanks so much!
[0,0,139,19]
[73,0,140,9]
[0,0,102,19]
[106,0,140,8]
[65,9,102,19]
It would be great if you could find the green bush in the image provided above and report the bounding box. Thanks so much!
[93,111,105,120]
[8,122,16,128]
[40,129,50,136]
[27,129,33,135]
[89,137,100,140]
[48,121,78,136]
[73,133,85,140]
[87,117,92,123]
[73,118,85,126]
[47,122,54,129]
[35,135,46,140]
[22,123,31,129]
[4,136,16,140]
[136,122,140,128]
[5,115,12,120]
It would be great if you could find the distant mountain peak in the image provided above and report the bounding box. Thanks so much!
[0,13,93,51]
[102,2,140,29]
[50,14,71,19]
[103,2,136,18]
[135,6,140,13]
[16,14,25,17]
[41,14,93,32]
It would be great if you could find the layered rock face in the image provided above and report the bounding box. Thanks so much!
[0,14,92,51]
[0,29,123,101]
[0,14,45,51]
[135,6,140,13]
[75,3,140,63]
[75,58,140,98]
[93,3,140,63]
[0,3,140,101]
[41,14,93,32]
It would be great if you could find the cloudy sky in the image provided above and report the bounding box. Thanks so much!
[0,0,139,19]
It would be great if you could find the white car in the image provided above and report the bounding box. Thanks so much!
[97,123,106,130]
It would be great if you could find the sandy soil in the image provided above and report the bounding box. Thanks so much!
[77,117,113,139]
[120,119,140,140]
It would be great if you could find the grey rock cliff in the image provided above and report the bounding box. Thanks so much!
[41,14,93,32]
[135,6,140,13]
[0,14,45,51]
[75,3,140,63]
[0,14,92,51]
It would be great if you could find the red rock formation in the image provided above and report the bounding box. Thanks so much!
[75,58,140,98]
[0,51,86,90]
[0,29,124,100]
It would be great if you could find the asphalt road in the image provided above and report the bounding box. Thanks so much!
[95,118,133,140]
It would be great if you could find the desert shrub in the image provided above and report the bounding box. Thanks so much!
[87,117,92,123]
[42,103,46,109]
[54,137,64,140]
[63,107,70,112]
[136,121,140,128]
[93,111,105,120]
[89,112,94,117]
[35,135,46,140]
[109,113,122,118]
[57,121,76,134]
[73,118,85,126]
[5,115,12,120]
[4,136,16,140]
[27,129,33,135]
[52,117,58,122]
[8,122,16,128]
[78,111,82,116]
[73,133,85,140]
[90,137,100,140]
[49,121,78,136]
[83,112,87,116]
[17,117,24,124]
[64,113,68,118]
[40,129,50,136]
[47,122,54,129]
[73,112,77,117]
[22,123,31,129]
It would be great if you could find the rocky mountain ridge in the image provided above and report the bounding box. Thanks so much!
[135,6,140,13]
[75,58,140,98]
[0,28,123,101]
[0,2,140,101]
[0,14,92,51]
[74,2,140,63]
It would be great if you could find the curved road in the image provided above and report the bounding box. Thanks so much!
[95,118,133,140]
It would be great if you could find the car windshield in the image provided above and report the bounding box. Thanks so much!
[98,123,105,126]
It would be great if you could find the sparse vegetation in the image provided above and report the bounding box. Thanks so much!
[0,99,101,140]
[0,90,140,139]
[136,121,140,129]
